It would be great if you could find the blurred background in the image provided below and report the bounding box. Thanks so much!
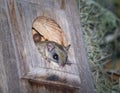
[77,0,120,93]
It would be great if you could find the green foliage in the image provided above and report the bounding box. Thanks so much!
[77,0,120,93]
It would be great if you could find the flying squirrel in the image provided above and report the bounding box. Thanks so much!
[35,41,71,67]
[32,16,71,67]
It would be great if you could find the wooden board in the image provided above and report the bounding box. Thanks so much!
[0,0,95,93]
[12,0,81,88]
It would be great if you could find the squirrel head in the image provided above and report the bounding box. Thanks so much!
[45,42,70,67]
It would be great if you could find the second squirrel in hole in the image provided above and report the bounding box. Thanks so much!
[35,41,71,67]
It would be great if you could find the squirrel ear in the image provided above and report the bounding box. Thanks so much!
[65,44,71,51]
[47,42,55,52]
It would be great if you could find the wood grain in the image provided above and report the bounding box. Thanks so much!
[0,0,95,93]
[32,16,68,46]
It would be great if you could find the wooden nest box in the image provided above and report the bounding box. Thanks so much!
[0,0,94,93]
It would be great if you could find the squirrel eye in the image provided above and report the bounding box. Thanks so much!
[53,53,59,61]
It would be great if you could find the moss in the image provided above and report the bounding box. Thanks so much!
[77,0,120,93]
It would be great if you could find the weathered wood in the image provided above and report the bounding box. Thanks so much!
[10,0,81,88]
[0,0,21,93]
[0,0,95,93]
